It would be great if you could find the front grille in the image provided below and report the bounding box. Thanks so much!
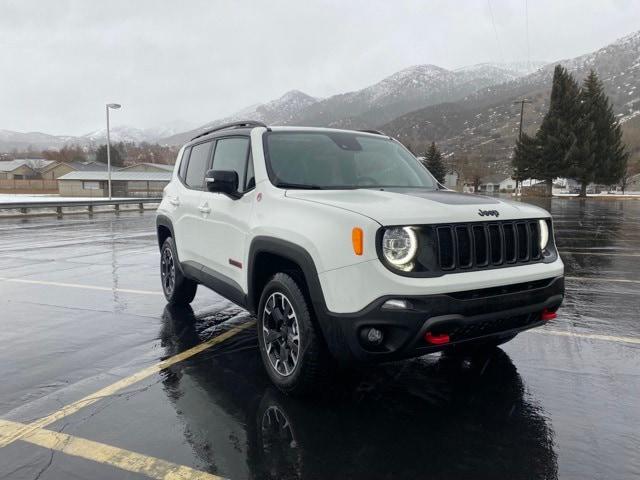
[435,220,542,272]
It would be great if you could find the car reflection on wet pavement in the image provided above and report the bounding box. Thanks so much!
[160,304,557,480]
[0,198,639,479]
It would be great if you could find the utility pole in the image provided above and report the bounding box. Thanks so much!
[513,99,531,193]
[514,99,532,140]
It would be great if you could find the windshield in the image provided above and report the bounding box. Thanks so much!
[264,131,438,190]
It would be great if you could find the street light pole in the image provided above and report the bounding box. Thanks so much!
[105,103,121,200]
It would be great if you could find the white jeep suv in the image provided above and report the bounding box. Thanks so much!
[156,121,564,395]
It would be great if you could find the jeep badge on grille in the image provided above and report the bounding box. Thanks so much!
[478,209,500,217]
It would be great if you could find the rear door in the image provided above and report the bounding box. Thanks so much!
[173,140,213,266]
[199,136,255,290]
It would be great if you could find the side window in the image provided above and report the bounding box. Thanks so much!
[178,147,190,181]
[212,137,250,192]
[185,141,213,189]
[245,151,255,190]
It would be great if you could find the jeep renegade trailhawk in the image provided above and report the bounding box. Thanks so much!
[156,121,564,395]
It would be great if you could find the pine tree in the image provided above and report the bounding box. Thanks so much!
[567,71,629,196]
[96,144,124,167]
[535,65,582,195]
[512,132,539,183]
[423,142,447,184]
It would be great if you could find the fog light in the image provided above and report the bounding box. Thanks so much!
[361,327,384,346]
[382,299,409,310]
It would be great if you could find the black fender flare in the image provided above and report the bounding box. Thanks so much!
[247,236,328,315]
[156,214,175,250]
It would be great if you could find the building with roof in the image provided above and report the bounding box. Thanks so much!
[57,171,171,197]
[0,159,54,179]
[39,160,107,180]
[119,163,175,173]
[478,174,516,193]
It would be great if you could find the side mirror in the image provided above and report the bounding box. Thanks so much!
[205,170,239,197]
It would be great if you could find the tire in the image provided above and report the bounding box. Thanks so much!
[160,237,197,305]
[257,273,329,396]
[444,332,518,358]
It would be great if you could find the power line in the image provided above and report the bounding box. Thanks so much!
[525,0,531,72]
[487,0,504,63]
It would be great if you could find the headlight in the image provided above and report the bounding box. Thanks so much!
[538,219,549,250]
[382,227,418,266]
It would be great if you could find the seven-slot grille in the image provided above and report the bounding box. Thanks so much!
[435,220,542,271]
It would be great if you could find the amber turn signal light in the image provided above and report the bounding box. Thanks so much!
[352,227,363,255]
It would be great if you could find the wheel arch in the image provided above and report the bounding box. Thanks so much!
[247,237,328,318]
[156,214,175,251]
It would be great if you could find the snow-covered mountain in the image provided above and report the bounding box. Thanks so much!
[82,125,150,144]
[162,63,530,144]
[0,121,197,152]
[0,130,76,151]
[284,63,526,129]
[163,90,319,145]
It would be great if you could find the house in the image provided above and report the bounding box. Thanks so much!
[478,174,516,193]
[119,163,175,173]
[0,159,53,179]
[57,171,172,197]
[39,160,107,180]
[443,170,459,190]
[625,173,640,193]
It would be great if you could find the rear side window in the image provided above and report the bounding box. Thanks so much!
[212,137,250,192]
[185,141,213,189]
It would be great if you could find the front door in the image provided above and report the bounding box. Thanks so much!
[199,136,255,290]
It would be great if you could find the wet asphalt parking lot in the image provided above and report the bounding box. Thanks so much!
[0,198,639,480]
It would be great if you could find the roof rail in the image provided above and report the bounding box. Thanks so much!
[357,129,386,136]
[191,120,268,141]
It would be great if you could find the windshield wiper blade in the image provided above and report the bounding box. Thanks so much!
[276,182,325,190]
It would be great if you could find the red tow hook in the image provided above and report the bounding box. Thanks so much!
[425,332,450,345]
[541,308,557,321]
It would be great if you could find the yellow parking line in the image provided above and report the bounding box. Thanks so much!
[0,276,163,295]
[0,419,225,480]
[0,320,255,448]
[532,328,640,345]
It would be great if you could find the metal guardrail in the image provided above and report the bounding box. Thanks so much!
[0,198,162,215]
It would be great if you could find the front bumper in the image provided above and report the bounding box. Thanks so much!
[316,276,564,363]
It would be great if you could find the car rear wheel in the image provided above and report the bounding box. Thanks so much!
[257,273,329,396]
[160,237,197,305]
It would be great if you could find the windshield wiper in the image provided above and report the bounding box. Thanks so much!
[275,182,325,190]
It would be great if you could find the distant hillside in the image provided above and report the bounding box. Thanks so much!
[161,62,529,145]
[381,31,640,166]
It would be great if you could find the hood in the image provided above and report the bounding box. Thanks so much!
[285,188,548,225]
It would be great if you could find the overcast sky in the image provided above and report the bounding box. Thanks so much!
[1,0,638,135]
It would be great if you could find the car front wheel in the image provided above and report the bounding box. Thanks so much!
[257,273,329,396]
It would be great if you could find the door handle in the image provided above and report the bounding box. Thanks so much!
[198,204,211,214]
[168,196,180,206]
